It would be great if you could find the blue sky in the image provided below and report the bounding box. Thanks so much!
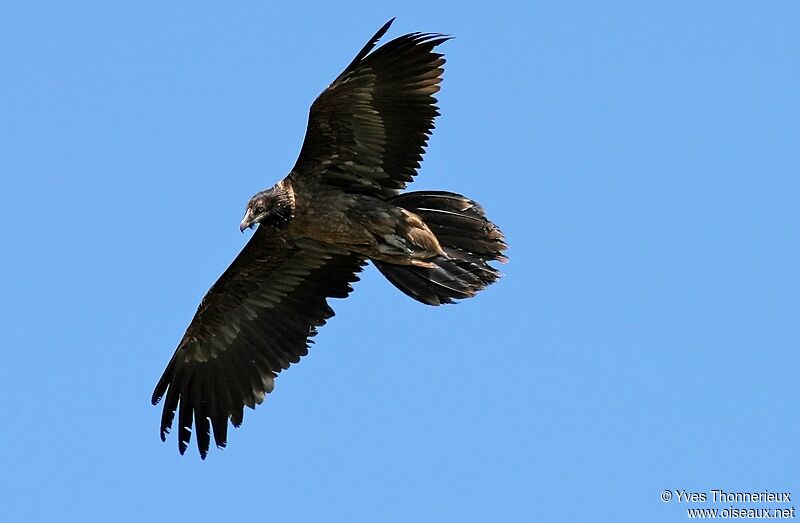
[2,2,798,521]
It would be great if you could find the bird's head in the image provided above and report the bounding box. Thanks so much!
[240,183,295,233]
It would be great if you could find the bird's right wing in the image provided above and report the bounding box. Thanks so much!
[151,228,366,458]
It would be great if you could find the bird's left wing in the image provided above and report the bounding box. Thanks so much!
[151,228,366,458]
[289,19,450,197]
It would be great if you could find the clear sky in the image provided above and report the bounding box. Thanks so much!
[1,2,798,522]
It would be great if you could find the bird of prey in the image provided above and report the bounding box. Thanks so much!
[152,19,508,458]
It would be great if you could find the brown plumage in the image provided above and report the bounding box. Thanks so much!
[152,19,508,458]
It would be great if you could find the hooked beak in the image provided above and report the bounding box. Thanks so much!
[240,210,254,233]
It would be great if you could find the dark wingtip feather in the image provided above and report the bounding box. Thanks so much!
[151,363,172,406]
[151,388,164,406]
[210,361,230,450]
[211,414,228,450]
[193,377,211,459]
[178,392,192,455]
[231,403,244,428]
[339,18,396,79]
[158,368,183,442]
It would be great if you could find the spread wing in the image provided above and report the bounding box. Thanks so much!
[289,19,450,197]
[151,228,366,458]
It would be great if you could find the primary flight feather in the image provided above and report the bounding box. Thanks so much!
[152,19,507,458]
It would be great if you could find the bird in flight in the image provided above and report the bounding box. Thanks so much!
[152,19,507,458]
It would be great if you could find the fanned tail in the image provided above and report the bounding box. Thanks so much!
[374,191,507,305]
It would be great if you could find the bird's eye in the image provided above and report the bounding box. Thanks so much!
[255,205,265,214]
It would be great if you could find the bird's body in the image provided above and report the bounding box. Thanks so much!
[152,19,508,458]
[275,177,444,265]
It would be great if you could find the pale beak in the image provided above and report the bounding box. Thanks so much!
[240,210,253,233]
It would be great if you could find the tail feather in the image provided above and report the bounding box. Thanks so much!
[374,191,507,305]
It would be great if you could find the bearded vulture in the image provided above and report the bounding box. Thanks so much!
[152,19,507,458]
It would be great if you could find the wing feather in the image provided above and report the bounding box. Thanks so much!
[152,227,365,457]
[210,363,229,449]
[290,20,451,196]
